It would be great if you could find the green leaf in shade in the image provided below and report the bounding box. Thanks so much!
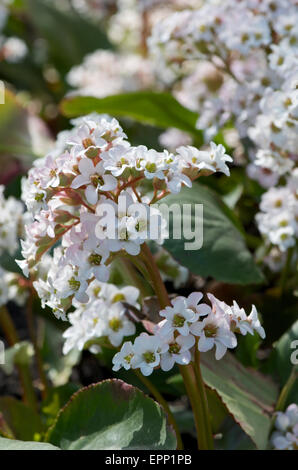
[0,397,42,441]
[272,320,298,384]
[46,379,176,450]
[0,437,59,450]
[161,184,264,284]
[200,351,278,450]
[24,0,112,74]
[61,92,203,143]
[0,89,53,167]
[266,320,298,406]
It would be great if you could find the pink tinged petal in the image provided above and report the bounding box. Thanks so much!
[160,354,175,372]
[178,334,195,350]
[94,265,110,282]
[181,174,192,187]
[85,185,98,205]
[197,304,212,317]
[178,324,189,336]
[176,351,191,365]
[124,241,141,256]
[187,292,203,306]
[75,292,89,303]
[79,157,94,176]
[214,341,227,360]
[141,365,154,376]
[101,174,117,191]
[198,335,213,352]
[220,331,237,349]
[258,326,266,339]
[189,322,203,336]
[71,174,90,189]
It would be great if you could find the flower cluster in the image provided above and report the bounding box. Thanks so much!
[17,113,232,319]
[271,404,298,450]
[256,173,298,252]
[62,279,139,354]
[113,292,265,376]
[149,0,298,141]
[67,50,155,98]
[148,0,298,272]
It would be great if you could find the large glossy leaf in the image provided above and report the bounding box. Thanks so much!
[0,437,59,450]
[61,92,203,143]
[200,351,278,450]
[161,184,264,284]
[46,379,176,450]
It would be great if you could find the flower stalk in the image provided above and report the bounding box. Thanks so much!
[140,242,214,450]
[0,306,38,411]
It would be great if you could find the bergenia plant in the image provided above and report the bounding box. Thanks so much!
[0,0,297,453]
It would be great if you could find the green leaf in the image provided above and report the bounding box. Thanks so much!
[266,320,298,406]
[0,437,59,450]
[0,397,42,441]
[0,89,52,164]
[200,351,278,450]
[272,320,298,384]
[61,92,203,143]
[161,183,264,284]
[46,379,176,450]
[41,384,80,428]
[24,0,112,74]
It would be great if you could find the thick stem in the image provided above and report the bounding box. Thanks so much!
[117,258,152,298]
[193,349,214,449]
[0,306,38,411]
[178,364,207,450]
[134,370,184,450]
[140,242,213,449]
[140,243,170,309]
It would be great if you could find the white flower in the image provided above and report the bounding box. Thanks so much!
[112,341,136,372]
[52,265,89,303]
[71,158,117,204]
[159,296,200,336]
[131,333,165,376]
[271,404,298,450]
[136,147,168,180]
[101,145,134,177]
[191,312,237,360]
[160,333,195,371]
[177,142,233,176]
[72,246,110,282]
[105,305,136,347]
[165,168,192,194]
